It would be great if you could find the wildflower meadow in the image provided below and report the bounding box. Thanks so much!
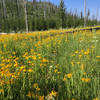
[0,28,100,100]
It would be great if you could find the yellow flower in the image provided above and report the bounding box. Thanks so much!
[14,62,18,67]
[32,56,36,60]
[71,61,74,67]
[79,54,82,59]
[72,54,75,57]
[85,78,91,82]
[12,52,16,55]
[96,56,100,58]
[31,63,35,66]
[36,87,40,91]
[26,91,34,98]
[81,78,85,81]
[80,64,84,70]
[66,73,72,78]
[0,89,4,93]
[93,98,99,100]
[63,77,66,81]
[96,59,100,62]
[81,49,84,53]
[72,98,76,100]
[50,90,57,97]
[28,69,34,73]
[75,51,79,54]
[40,63,46,67]
[57,72,61,74]
[77,62,80,64]
[81,78,91,82]
[35,94,40,98]
[84,49,90,55]
[39,96,44,100]
[0,63,5,67]
[19,66,25,72]
[42,58,48,63]
[23,69,27,72]
[33,83,38,88]
[23,52,28,57]
[54,69,58,73]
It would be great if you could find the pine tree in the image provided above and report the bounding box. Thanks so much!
[59,0,66,28]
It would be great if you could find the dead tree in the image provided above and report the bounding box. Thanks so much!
[2,0,7,19]
[23,0,28,32]
[84,0,86,27]
[96,5,99,22]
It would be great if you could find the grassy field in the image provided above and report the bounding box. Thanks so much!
[0,28,100,100]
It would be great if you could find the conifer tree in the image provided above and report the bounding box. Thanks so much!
[59,0,66,28]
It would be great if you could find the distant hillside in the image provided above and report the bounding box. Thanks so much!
[0,0,99,33]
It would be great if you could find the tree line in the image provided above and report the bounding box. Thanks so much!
[0,0,99,33]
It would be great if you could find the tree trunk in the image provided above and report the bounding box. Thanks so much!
[23,0,28,32]
[84,0,86,27]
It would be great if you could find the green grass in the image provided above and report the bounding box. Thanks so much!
[0,30,100,100]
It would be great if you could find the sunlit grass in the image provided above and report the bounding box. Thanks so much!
[0,28,100,100]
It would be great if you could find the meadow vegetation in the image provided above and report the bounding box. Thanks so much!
[0,28,100,100]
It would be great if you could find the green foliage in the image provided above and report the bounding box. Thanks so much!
[0,0,100,33]
[0,30,100,99]
[58,0,66,28]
